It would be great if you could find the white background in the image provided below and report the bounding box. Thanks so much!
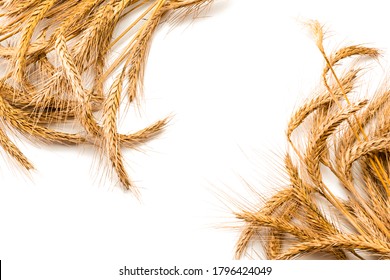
[1,0,390,279]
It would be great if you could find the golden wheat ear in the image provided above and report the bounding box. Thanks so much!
[234,21,390,260]
[0,0,212,191]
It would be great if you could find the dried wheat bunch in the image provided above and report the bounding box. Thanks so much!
[0,0,211,191]
[234,21,390,259]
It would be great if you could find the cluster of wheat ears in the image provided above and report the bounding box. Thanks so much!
[1,1,390,260]
[0,0,211,192]
[235,21,390,259]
